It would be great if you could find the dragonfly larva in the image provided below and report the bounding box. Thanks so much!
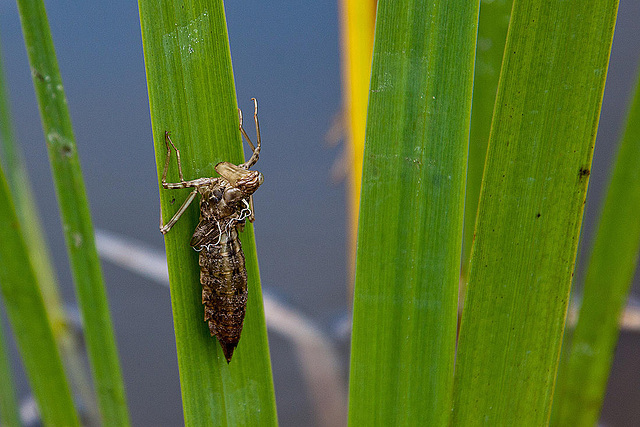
[160,98,263,363]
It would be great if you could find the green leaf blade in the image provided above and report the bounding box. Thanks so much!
[0,166,78,427]
[138,1,276,425]
[463,0,513,277]
[452,1,619,425]
[0,317,20,427]
[551,61,640,427]
[16,0,130,424]
[348,0,479,425]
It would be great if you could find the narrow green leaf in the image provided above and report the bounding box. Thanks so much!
[551,63,640,427]
[452,1,619,425]
[0,29,66,344]
[0,165,78,426]
[16,0,130,424]
[462,0,512,278]
[138,1,276,424]
[0,317,20,427]
[348,0,478,424]
[1,24,100,423]
[0,32,25,427]
[0,33,17,174]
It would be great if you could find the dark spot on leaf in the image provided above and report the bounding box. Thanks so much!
[536,213,541,218]
[578,167,590,180]
[60,143,73,158]
[32,69,45,81]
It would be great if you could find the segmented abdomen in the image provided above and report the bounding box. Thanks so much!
[198,228,248,362]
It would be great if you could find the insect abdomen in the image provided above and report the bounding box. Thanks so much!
[198,229,248,363]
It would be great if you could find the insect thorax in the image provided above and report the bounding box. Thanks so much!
[189,179,252,252]
[198,179,244,220]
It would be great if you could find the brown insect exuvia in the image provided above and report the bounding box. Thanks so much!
[160,98,263,363]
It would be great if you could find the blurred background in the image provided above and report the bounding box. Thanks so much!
[0,1,638,425]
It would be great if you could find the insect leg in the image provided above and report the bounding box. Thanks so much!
[162,131,186,188]
[238,108,256,151]
[241,98,261,169]
[160,188,198,234]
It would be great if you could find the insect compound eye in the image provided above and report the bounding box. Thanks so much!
[223,187,244,204]
[212,188,223,203]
